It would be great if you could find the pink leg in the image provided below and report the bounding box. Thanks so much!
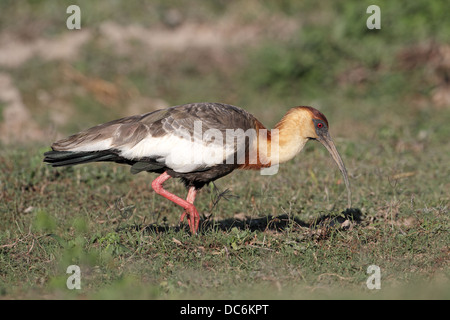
[186,186,197,203]
[151,172,200,234]
[180,186,198,228]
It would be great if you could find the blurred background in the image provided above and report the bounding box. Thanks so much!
[0,0,449,146]
[0,0,449,299]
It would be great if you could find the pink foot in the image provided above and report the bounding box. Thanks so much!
[151,172,200,234]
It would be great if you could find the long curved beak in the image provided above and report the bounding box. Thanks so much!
[317,131,352,208]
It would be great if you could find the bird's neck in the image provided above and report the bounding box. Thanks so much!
[272,117,309,164]
[243,114,309,169]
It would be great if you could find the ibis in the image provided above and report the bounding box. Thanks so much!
[44,102,351,234]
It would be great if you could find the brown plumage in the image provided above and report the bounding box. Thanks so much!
[44,102,351,234]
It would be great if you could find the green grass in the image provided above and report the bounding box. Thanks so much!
[1,133,448,299]
[0,0,449,299]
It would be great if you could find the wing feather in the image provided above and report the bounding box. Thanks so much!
[51,103,259,172]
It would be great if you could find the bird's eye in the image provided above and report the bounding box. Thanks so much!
[317,123,323,129]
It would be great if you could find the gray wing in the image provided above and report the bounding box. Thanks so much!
[141,102,257,137]
[50,102,258,172]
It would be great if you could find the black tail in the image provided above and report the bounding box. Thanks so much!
[43,150,123,167]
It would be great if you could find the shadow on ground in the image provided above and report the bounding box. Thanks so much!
[128,208,363,234]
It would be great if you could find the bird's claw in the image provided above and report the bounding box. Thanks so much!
[179,209,200,234]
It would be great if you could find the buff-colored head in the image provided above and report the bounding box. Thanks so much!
[277,106,352,208]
